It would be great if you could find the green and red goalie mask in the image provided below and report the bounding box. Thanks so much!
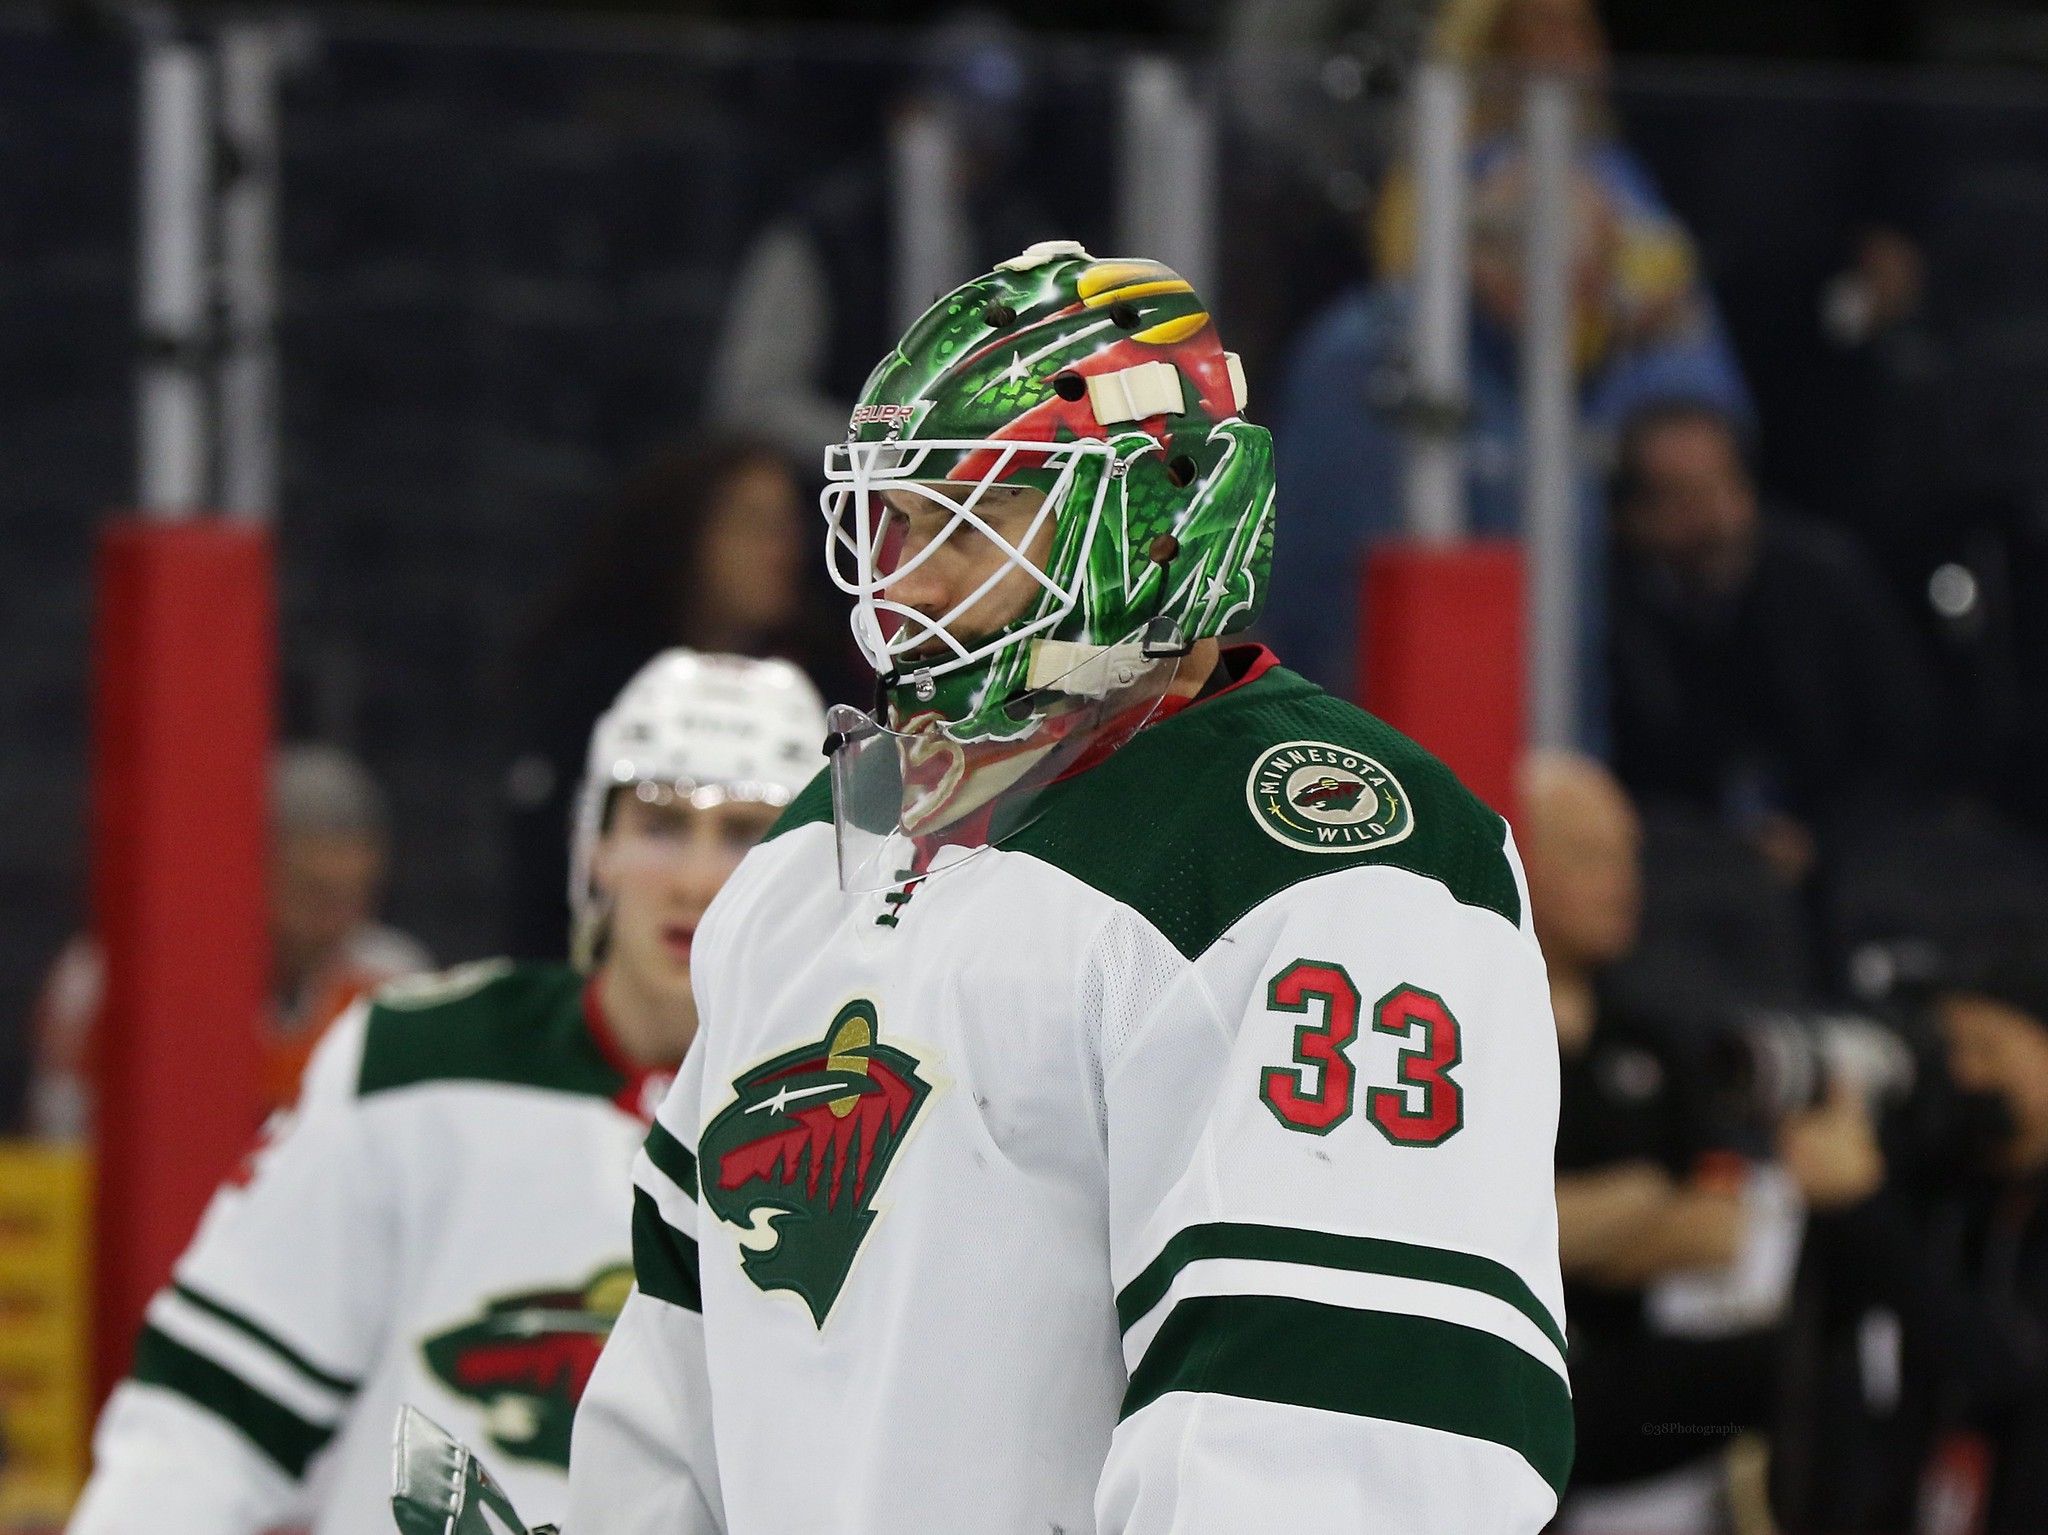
[823,240,1276,749]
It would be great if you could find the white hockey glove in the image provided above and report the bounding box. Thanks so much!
[390,1404,558,1535]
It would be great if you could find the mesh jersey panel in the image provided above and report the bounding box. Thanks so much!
[1078,907,1197,1141]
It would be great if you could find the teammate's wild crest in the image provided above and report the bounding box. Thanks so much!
[420,1262,632,1468]
[700,1002,934,1325]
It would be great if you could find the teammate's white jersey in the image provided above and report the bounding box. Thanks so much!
[570,651,1571,1535]
[70,962,670,1535]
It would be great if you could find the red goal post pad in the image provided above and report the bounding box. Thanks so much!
[1358,538,1525,822]
[89,519,273,1403]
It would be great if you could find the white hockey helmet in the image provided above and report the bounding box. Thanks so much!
[569,649,827,968]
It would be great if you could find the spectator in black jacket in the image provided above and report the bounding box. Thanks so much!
[1525,751,1883,1529]
[1815,936,2048,1532]
[1607,401,1937,885]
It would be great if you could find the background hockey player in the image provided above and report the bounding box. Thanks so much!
[67,651,825,1535]
[570,243,1571,1533]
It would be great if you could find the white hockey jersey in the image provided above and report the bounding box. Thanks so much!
[570,649,1572,1534]
[69,962,670,1535]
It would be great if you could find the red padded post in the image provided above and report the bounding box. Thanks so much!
[1359,539,1525,820]
[89,520,273,1403]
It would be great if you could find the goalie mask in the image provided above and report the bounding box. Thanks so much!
[821,241,1276,888]
[569,650,826,967]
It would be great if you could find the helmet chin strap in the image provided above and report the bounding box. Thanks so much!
[1023,638,1154,700]
[1017,616,1189,702]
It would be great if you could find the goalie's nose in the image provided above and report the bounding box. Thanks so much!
[878,551,952,627]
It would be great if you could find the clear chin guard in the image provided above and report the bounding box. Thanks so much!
[827,622,1186,894]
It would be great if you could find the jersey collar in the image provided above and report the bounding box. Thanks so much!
[1055,642,1282,780]
[901,644,1287,875]
[581,976,677,1124]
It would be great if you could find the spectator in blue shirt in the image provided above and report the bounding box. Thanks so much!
[1266,0,1751,741]
[1268,152,1752,730]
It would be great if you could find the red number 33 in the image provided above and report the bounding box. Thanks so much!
[1259,962,1464,1147]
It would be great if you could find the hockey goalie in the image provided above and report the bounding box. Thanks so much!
[552,242,1572,1534]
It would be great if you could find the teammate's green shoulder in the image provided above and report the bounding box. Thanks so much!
[765,764,833,842]
[357,959,626,1101]
[1008,658,1521,957]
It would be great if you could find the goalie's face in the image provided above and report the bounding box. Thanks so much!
[594,791,779,1016]
[876,481,1055,661]
[823,433,1121,737]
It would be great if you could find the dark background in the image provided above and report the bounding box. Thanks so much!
[35,0,2048,59]
[8,0,2048,1124]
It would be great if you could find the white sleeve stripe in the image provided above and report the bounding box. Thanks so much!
[1120,1258,1570,1385]
[634,1148,698,1235]
[146,1291,351,1426]
[1116,1222,1566,1355]
[165,1282,359,1392]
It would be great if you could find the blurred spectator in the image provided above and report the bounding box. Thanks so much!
[1444,0,1606,80]
[1524,751,1882,1530]
[707,9,1063,459]
[1266,0,1751,713]
[30,745,431,1136]
[1606,400,1937,885]
[1809,201,2048,845]
[1806,935,2048,1532]
[266,746,433,1098]
[502,435,840,959]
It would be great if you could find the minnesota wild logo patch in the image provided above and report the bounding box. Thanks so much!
[420,1262,632,1468]
[699,1001,933,1327]
[1246,740,1414,853]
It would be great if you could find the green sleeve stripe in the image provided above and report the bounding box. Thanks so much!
[132,1324,335,1479]
[1122,1294,1574,1496]
[643,1120,699,1202]
[1116,1222,1566,1358]
[632,1188,703,1313]
[170,1283,361,1397]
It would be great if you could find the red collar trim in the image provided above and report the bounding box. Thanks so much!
[1144,641,1285,729]
[1056,643,1282,779]
[582,976,676,1123]
[1204,642,1284,700]
[904,644,1287,870]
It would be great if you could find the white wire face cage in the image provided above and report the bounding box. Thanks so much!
[821,437,1119,688]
